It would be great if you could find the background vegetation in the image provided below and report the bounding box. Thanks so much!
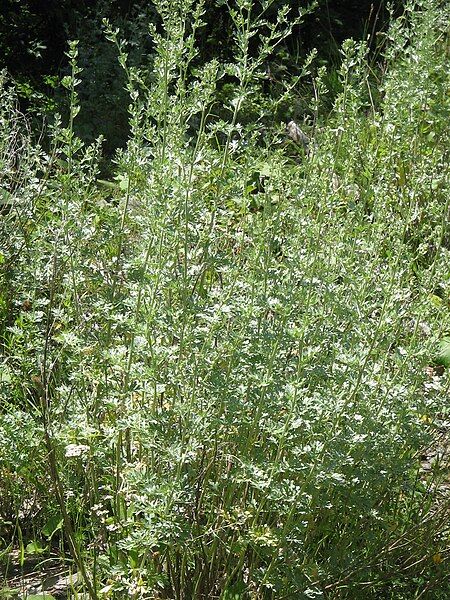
[0,0,449,598]
[0,0,398,157]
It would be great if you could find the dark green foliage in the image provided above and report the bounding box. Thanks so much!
[0,0,395,157]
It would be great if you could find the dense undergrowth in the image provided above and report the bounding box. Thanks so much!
[1,0,449,598]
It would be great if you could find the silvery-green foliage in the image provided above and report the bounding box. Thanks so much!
[0,0,449,598]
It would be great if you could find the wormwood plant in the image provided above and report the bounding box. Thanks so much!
[0,0,449,598]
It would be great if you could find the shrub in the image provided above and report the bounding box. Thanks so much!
[0,0,449,598]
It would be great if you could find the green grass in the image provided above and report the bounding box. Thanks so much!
[0,0,449,598]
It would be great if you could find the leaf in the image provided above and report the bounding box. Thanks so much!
[25,541,47,555]
[97,179,119,190]
[0,188,13,210]
[436,337,450,368]
[61,76,72,89]
[27,595,57,600]
[114,174,130,191]
[0,585,20,597]
[42,515,63,540]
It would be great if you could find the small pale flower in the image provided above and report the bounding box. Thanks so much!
[65,443,89,458]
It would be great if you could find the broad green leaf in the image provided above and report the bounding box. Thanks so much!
[42,515,63,540]
[436,337,450,368]
[25,541,47,555]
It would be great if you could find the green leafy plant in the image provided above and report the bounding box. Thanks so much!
[0,0,449,598]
